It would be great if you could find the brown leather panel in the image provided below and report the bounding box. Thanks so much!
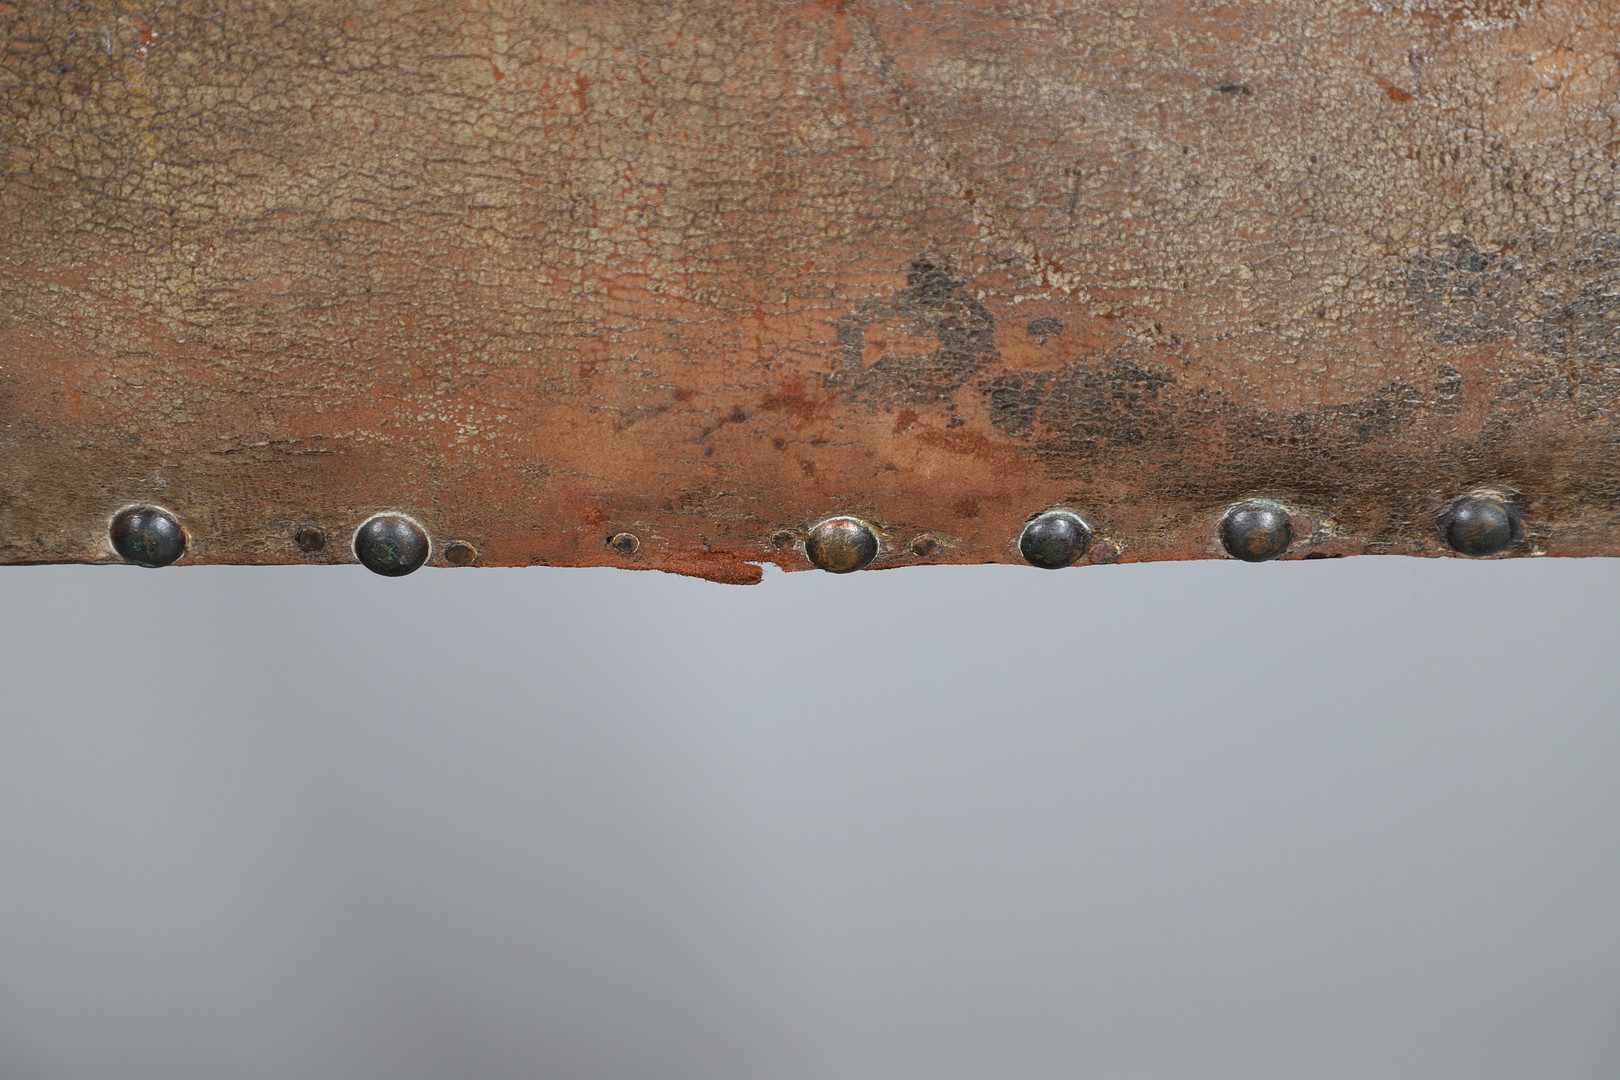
[2,1,1616,579]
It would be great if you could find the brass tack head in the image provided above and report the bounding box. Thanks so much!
[1018,510,1092,569]
[607,532,641,557]
[910,533,941,558]
[110,505,186,568]
[769,529,799,551]
[805,516,880,573]
[353,514,430,577]
[443,540,479,566]
[294,526,327,554]
[1219,500,1293,562]
[1441,493,1519,557]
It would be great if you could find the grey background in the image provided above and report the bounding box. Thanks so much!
[0,557,1616,1080]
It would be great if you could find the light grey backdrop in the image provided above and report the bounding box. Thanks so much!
[0,557,1617,1080]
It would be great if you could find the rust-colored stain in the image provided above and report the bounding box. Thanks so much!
[1,0,1618,581]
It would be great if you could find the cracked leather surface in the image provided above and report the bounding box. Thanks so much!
[1,0,1617,580]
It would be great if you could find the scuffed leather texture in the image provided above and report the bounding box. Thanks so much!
[2,1,1617,580]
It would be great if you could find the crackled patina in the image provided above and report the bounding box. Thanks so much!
[2,1,1617,580]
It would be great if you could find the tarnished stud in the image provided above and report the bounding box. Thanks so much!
[805,516,879,573]
[443,540,478,566]
[768,529,799,552]
[294,526,327,554]
[1018,510,1091,569]
[910,533,941,559]
[353,514,430,576]
[1089,540,1121,565]
[110,505,187,568]
[607,531,641,557]
[1441,493,1517,557]
[1219,500,1293,562]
